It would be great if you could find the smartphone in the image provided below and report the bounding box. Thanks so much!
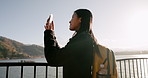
[48,14,53,24]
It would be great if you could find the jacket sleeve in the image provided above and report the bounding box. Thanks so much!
[44,30,64,66]
[44,30,93,66]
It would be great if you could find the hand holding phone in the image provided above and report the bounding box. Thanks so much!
[45,14,54,30]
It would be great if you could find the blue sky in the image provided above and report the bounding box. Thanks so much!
[1,0,148,50]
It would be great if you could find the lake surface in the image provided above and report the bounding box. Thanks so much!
[0,54,148,78]
[0,58,63,78]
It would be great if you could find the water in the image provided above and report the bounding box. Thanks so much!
[0,58,63,78]
[0,54,148,78]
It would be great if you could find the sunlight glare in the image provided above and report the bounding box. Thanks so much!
[126,9,148,46]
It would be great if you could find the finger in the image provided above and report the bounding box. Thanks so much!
[44,25,48,29]
[51,21,54,30]
[47,17,50,22]
[46,22,49,25]
[44,25,49,30]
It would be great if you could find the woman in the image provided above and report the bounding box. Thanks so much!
[44,9,97,78]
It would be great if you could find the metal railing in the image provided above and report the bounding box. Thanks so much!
[116,58,148,78]
[0,58,148,78]
[0,63,59,78]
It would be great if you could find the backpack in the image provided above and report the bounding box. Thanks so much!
[92,44,118,78]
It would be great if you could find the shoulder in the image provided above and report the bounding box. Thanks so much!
[67,32,93,49]
[72,32,92,41]
[69,32,93,46]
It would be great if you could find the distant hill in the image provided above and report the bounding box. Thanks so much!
[0,36,44,59]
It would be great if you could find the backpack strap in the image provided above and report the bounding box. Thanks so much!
[102,58,107,64]
[107,49,116,76]
[94,43,102,58]
[111,50,115,75]
[100,48,110,75]
[106,49,110,75]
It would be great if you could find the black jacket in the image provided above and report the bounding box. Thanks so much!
[44,30,94,78]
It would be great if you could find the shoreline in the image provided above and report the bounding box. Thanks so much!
[0,56,45,60]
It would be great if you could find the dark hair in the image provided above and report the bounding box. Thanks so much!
[75,9,102,58]
[74,9,93,33]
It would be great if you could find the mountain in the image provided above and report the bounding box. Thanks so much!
[0,36,44,59]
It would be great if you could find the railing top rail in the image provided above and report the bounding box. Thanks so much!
[116,57,148,61]
[0,58,148,66]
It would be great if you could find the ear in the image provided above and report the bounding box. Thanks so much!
[79,18,81,23]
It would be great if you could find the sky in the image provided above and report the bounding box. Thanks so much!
[1,0,148,51]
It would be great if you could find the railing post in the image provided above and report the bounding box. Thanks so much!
[6,66,9,78]
[21,66,23,78]
[45,66,48,78]
[143,59,146,78]
[128,60,131,78]
[132,59,135,78]
[34,66,36,78]
[136,59,139,78]
[124,60,127,78]
[140,59,142,78]
[119,61,122,78]
[56,67,58,78]
[147,59,148,78]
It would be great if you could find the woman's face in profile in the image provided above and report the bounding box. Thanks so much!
[69,13,81,31]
